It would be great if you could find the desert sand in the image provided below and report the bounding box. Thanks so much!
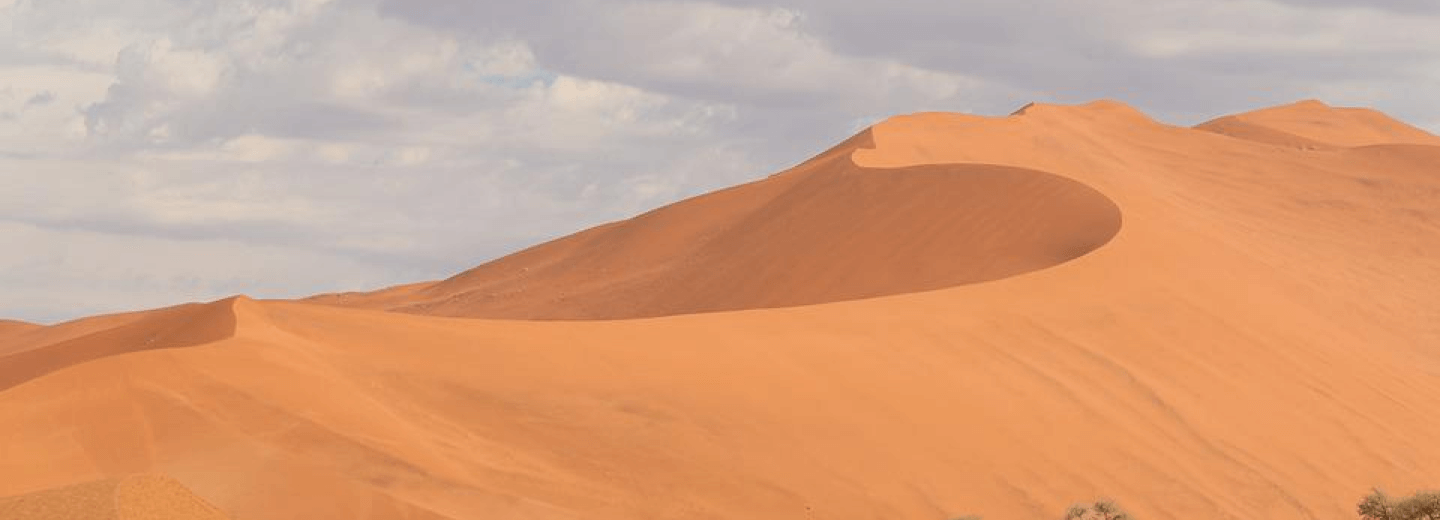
[0,320,38,339]
[2,99,1439,520]
[1196,99,1440,148]
[0,475,230,520]
[308,136,1122,319]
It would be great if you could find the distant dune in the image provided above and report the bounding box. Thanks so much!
[0,299,236,391]
[0,319,37,336]
[3,100,1440,520]
[1196,99,1440,148]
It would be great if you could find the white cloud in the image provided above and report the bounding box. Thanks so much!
[543,1,984,109]
[1125,0,1440,58]
[0,220,401,323]
[0,66,110,154]
[123,38,226,96]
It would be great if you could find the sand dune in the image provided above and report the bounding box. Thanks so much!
[0,320,38,339]
[1196,99,1440,148]
[0,298,236,392]
[0,474,231,520]
[3,100,1440,520]
[312,143,1121,319]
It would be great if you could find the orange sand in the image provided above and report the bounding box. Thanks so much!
[3,100,1440,520]
[0,474,231,520]
[1196,99,1440,148]
[310,148,1121,319]
[0,320,38,340]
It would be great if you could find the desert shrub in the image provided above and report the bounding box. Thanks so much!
[1358,488,1440,520]
[1064,499,1130,520]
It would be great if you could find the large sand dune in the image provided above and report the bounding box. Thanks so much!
[0,300,236,391]
[1196,99,1440,148]
[0,319,38,335]
[2,100,1440,520]
[310,139,1121,319]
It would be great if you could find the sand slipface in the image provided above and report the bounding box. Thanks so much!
[313,158,1121,320]
[0,298,238,392]
[3,100,1440,520]
[306,127,1122,320]
[0,475,230,520]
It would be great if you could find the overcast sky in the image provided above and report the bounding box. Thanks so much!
[2,0,1437,323]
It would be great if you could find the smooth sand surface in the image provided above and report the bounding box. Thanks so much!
[1196,99,1440,148]
[0,299,236,391]
[3,100,1440,519]
[0,320,39,341]
[312,150,1121,319]
[0,474,231,520]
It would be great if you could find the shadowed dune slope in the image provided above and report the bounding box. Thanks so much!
[0,320,38,338]
[0,474,231,520]
[309,137,1121,319]
[3,100,1440,520]
[0,298,238,392]
[1196,99,1440,148]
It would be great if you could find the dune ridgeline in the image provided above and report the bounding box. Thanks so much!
[3,100,1440,520]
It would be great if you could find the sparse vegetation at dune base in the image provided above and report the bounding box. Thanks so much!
[953,499,1132,520]
[947,490,1440,520]
[1063,500,1131,520]
[1359,489,1440,520]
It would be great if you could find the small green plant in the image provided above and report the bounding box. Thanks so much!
[1064,499,1130,520]
[1359,489,1440,520]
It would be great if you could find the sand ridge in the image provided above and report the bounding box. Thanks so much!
[0,474,231,520]
[0,320,39,341]
[2,100,1440,520]
[0,297,240,392]
[312,155,1122,320]
[308,103,1151,320]
[1195,99,1440,148]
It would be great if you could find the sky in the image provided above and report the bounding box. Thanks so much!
[2,0,1438,323]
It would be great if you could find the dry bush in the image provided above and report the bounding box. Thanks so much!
[1358,488,1440,520]
[1063,499,1130,520]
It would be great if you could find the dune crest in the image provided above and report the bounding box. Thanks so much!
[0,474,231,520]
[310,141,1121,320]
[3,100,1440,520]
[1196,99,1440,148]
[0,320,38,338]
[1009,99,1157,123]
[0,297,241,392]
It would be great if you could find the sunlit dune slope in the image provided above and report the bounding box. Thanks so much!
[0,320,38,339]
[0,298,236,391]
[0,474,231,520]
[1195,99,1440,148]
[3,100,1440,520]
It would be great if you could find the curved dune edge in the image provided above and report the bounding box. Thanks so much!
[2,100,1440,520]
[310,148,1122,320]
[0,297,240,392]
[0,475,231,520]
[0,320,38,336]
[0,320,41,349]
